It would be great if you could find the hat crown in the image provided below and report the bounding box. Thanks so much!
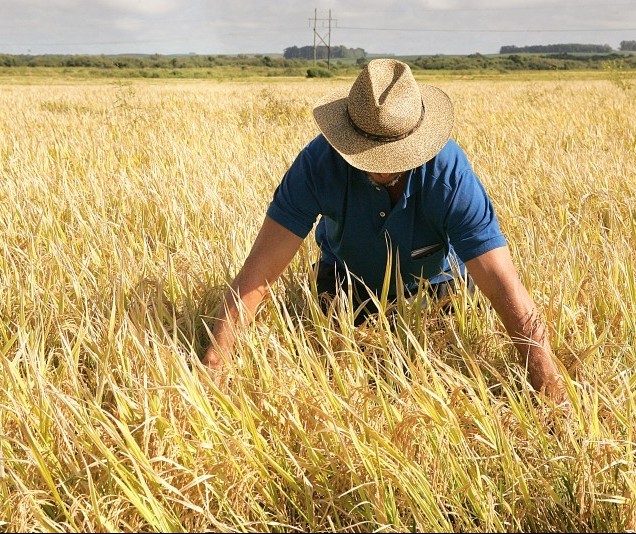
[348,59,422,139]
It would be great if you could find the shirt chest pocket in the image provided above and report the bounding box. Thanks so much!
[410,242,444,260]
[404,241,447,280]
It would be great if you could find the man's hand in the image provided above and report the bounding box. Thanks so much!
[466,247,570,404]
[200,216,304,384]
[201,344,224,371]
[199,344,227,387]
[541,372,570,407]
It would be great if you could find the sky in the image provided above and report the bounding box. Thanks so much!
[1,0,635,56]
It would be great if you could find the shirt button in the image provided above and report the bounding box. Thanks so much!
[379,211,386,217]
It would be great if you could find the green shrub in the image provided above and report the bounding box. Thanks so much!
[306,67,333,78]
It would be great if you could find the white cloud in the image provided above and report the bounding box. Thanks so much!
[113,17,143,32]
[17,0,79,6]
[95,0,180,16]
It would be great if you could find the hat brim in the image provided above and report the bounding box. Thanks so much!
[312,84,454,173]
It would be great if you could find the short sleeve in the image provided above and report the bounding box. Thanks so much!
[266,147,321,239]
[444,167,507,262]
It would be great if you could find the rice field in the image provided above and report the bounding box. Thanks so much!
[1,70,635,532]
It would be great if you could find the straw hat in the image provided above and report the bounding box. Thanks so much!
[312,59,454,173]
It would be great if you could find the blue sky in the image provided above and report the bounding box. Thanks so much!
[1,0,635,56]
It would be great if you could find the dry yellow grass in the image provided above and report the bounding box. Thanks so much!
[1,72,635,532]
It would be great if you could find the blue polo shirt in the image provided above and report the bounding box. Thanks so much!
[266,135,506,297]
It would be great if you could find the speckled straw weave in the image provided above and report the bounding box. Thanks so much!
[313,59,454,173]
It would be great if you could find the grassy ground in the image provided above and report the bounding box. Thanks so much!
[2,64,634,83]
[1,71,635,531]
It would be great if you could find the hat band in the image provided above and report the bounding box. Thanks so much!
[346,103,425,143]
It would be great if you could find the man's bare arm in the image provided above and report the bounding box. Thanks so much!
[202,216,304,372]
[465,246,568,402]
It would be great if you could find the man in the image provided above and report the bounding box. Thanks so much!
[202,59,568,403]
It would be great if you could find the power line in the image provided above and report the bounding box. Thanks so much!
[337,26,636,33]
[0,27,310,47]
[3,23,634,48]
[345,1,634,12]
[0,39,173,47]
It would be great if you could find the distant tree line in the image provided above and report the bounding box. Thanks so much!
[500,43,614,54]
[411,52,636,71]
[283,45,366,60]
[620,40,636,51]
[0,48,634,76]
[0,53,303,69]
